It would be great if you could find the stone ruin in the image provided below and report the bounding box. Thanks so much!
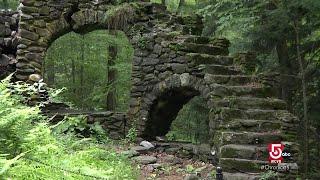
[0,0,300,177]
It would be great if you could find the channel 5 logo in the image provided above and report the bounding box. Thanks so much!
[268,143,291,163]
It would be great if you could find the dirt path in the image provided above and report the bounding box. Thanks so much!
[137,151,215,180]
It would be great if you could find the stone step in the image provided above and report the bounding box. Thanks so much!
[219,158,268,173]
[205,64,242,75]
[214,97,287,110]
[177,42,229,55]
[182,36,230,47]
[218,107,288,121]
[223,172,261,180]
[219,119,282,132]
[178,35,211,44]
[214,131,283,146]
[186,53,233,66]
[204,74,259,86]
[209,84,276,98]
[220,144,268,161]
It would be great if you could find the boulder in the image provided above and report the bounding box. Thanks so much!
[130,146,150,154]
[132,155,157,165]
[121,150,140,158]
[140,140,155,149]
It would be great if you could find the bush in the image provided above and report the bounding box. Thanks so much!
[0,76,138,179]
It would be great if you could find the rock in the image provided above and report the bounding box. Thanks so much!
[180,73,190,86]
[149,163,162,169]
[35,28,51,37]
[163,155,182,165]
[121,150,140,158]
[171,63,187,74]
[153,44,162,55]
[17,44,28,49]
[141,57,159,66]
[145,165,154,172]
[19,29,39,41]
[132,155,157,165]
[0,54,10,66]
[223,172,260,180]
[140,140,155,149]
[184,174,199,180]
[0,24,6,36]
[193,144,211,155]
[25,52,42,61]
[165,147,181,153]
[28,74,41,82]
[130,146,150,154]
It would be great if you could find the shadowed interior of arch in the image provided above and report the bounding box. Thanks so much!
[144,87,210,143]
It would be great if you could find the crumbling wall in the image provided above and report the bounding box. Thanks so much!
[0,10,19,79]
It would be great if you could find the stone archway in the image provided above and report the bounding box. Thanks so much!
[15,1,149,80]
[1,0,301,175]
[138,74,212,139]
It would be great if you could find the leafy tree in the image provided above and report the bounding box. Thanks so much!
[0,0,18,10]
[44,30,133,112]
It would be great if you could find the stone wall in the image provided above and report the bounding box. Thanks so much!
[43,103,127,139]
[0,1,300,174]
[0,10,19,79]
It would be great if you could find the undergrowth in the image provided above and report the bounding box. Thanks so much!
[0,76,138,179]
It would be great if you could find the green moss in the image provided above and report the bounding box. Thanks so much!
[137,37,148,49]
[220,147,238,158]
[220,158,263,173]
[167,31,182,39]
[169,43,183,51]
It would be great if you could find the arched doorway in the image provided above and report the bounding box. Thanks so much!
[167,96,210,143]
[139,74,212,141]
[43,30,133,111]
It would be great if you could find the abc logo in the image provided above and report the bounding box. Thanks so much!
[282,152,291,157]
[268,143,292,163]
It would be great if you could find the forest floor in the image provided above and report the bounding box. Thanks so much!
[137,152,215,180]
[109,141,216,180]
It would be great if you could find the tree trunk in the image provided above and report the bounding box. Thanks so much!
[80,35,85,108]
[71,58,76,94]
[276,39,293,111]
[2,0,8,9]
[178,0,185,9]
[106,32,117,111]
[47,58,55,86]
[294,20,309,179]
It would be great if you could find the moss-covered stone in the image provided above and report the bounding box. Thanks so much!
[179,42,229,55]
[186,53,233,66]
[234,52,257,74]
[220,158,267,173]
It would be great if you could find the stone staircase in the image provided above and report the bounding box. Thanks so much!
[171,34,299,178]
[0,1,300,178]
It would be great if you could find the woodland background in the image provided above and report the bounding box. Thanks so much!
[1,0,320,178]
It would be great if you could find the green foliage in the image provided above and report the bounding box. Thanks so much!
[167,96,210,144]
[53,116,109,143]
[137,37,148,49]
[0,77,138,179]
[0,0,19,10]
[259,171,278,180]
[126,126,138,142]
[0,75,43,157]
[44,30,133,111]
[151,0,197,13]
